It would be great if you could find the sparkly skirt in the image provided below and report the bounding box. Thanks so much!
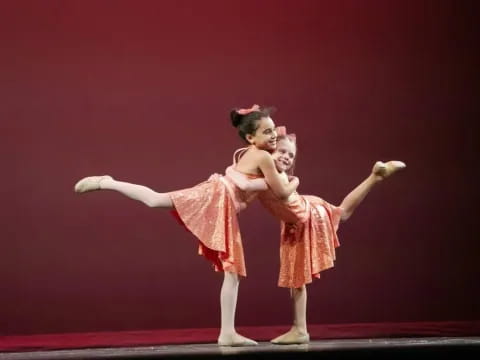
[258,191,343,288]
[278,195,342,288]
[169,174,249,276]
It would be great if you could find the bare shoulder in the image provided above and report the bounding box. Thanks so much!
[250,148,272,162]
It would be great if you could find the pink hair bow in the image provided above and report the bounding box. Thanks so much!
[236,104,260,115]
[276,126,287,136]
[276,126,296,143]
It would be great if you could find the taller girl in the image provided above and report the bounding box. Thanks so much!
[74,105,298,346]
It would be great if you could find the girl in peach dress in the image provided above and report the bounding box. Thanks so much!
[74,105,296,346]
[231,127,405,344]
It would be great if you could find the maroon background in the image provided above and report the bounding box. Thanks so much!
[0,0,478,335]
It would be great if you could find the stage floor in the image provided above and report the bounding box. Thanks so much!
[1,337,479,360]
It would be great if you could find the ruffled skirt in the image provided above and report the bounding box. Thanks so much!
[277,195,343,288]
[169,174,248,276]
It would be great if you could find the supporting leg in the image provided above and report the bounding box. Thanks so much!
[217,272,258,346]
[271,286,310,344]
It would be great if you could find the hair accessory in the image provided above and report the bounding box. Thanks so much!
[276,126,287,136]
[237,104,260,115]
[276,126,296,144]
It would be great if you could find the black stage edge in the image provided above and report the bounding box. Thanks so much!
[1,337,479,360]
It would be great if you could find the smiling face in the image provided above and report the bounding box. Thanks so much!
[245,116,277,151]
[272,137,297,173]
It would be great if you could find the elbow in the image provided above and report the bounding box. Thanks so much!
[236,183,248,192]
[275,190,290,200]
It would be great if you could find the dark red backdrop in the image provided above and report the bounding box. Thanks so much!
[1,0,478,335]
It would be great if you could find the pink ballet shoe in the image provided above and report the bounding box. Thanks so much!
[74,175,112,193]
[271,329,310,345]
[217,333,258,347]
[372,161,406,179]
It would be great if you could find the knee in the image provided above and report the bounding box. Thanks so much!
[145,193,170,208]
[224,271,240,284]
[340,207,351,222]
[144,199,157,207]
[293,285,306,293]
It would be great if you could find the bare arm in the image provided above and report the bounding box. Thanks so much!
[257,152,299,199]
[225,166,268,192]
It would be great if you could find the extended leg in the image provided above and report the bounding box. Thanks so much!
[271,285,310,344]
[74,175,173,208]
[339,161,406,221]
[217,272,257,346]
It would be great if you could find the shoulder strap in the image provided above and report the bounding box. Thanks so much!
[232,147,249,165]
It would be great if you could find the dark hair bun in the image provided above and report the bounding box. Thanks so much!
[230,110,242,128]
[229,105,275,143]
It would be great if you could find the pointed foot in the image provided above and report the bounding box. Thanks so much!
[372,160,406,180]
[74,175,112,193]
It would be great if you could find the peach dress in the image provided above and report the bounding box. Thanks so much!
[169,148,263,277]
[258,190,343,288]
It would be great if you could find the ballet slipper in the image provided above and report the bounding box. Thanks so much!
[271,328,310,345]
[217,332,258,347]
[372,161,406,180]
[74,175,113,193]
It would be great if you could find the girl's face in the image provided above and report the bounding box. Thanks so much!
[272,138,296,173]
[246,116,277,151]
